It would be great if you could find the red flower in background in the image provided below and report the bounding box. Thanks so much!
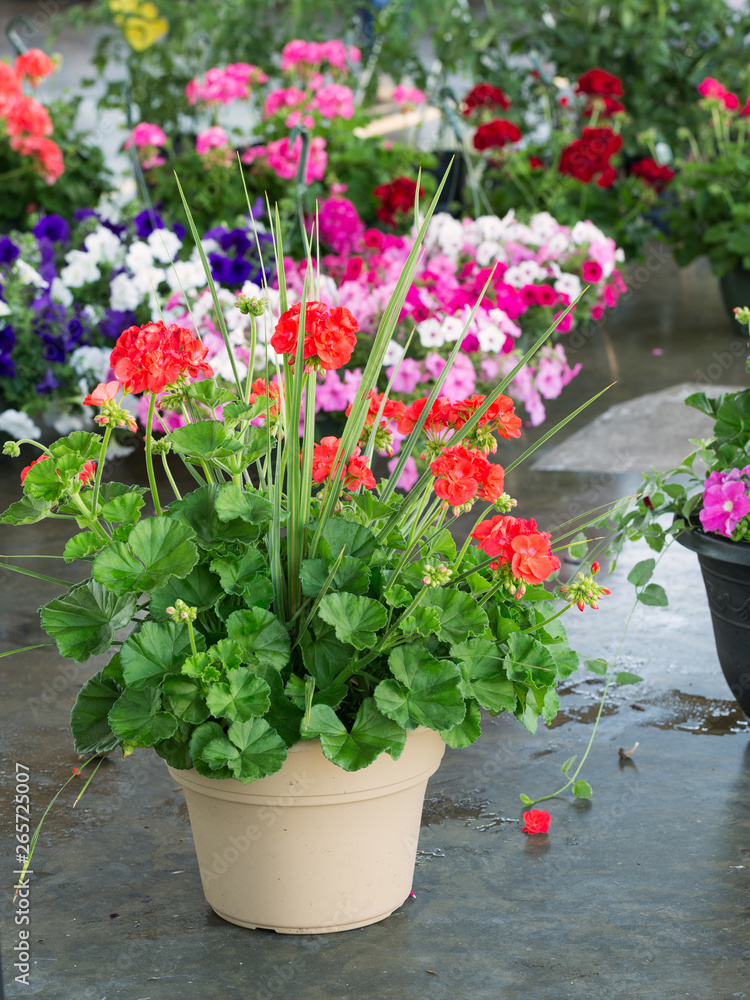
[20,454,96,486]
[248,378,281,417]
[111,321,214,395]
[473,118,522,151]
[374,177,423,228]
[529,155,545,170]
[271,301,359,371]
[558,126,622,185]
[576,69,623,98]
[397,396,451,436]
[14,49,55,85]
[582,96,625,118]
[462,83,511,117]
[521,809,551,834]
[630,157,675,193]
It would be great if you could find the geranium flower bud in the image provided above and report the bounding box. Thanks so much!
[3,441,21,457]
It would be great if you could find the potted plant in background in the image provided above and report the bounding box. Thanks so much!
[664,77,750,323]
[1,180,611,934]
[601,306,750,712]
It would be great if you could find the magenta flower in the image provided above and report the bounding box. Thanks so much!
[700,475,750,537]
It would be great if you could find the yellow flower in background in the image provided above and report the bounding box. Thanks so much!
[109,0,169,51]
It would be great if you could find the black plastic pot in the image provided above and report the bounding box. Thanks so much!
[677,526,750,715]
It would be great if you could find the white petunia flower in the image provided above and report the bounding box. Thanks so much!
[84,226,124,266]
[165,258,206,294]
[69,345,112,382]
[0,302,11,317]
[148,228,182,264]
[504,261,545,288]
[110,273,144,311]
[554,273,582,300]
[60,251,100,288]
[0,409,41,440]
[16,259,48,288]
[49,277,73,306]
[417,317,445,348]
[125,241,155,274]
[382,340,404,366]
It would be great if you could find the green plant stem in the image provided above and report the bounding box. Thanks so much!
[161,453,182,501]
[186,620,198,658]
[145,394,163,515]
[69,493,109,542]
[90,425,113,517]
[455,506,495,571]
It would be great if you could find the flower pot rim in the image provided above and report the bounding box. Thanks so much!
[675,519,750,565]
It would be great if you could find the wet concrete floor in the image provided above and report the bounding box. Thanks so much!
[1,252,750,999]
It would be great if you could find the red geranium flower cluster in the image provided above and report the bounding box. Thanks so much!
[630,157,675,193]
[248,377,281,417]
[576,69,623,98]
[430,445,505,510]
[473,118,522,152]
[0,51,64,184]
[270,301,359,371]
[373,177,423,228]
[347,390,406,456]
[462,83,511,118]
[558,126,622,188]
[311,436,376,491]
[111,321,214,395]
[697,76,740,111]
[396,392,522,456]
[20,454,96,486]
[471,514,560,586]
[582,96,625,118]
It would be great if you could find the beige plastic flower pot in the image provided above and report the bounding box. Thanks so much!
[167,728,445,933]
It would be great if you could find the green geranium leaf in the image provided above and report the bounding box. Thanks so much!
[422,589,489,645]
[22,456,66,502]
[48,430,100,463]
[374,645,465,731]
[64,531,106,563]
[190,721,234,779]
[300,556,371,597]
[202,718,287,783]
[515,695,540,735]
[504,633,557,688]
[214,483,274,524]
[40,580,137,662]
[210,551,273,605]
[0,496,52,525]
[70,672,122,755]
[317,593,387,650]
[542,688,559,723]
[149,563,225,620]
[225,608,290,669]
[168,420,238,460]
[451,637,516,714]
[166,485,258,550]
[616,671,644,685]
[187,382,238,407]
[99,492,145,524]
[439,698,481,748]
[548,643,579,680]
[319,520,378,560]
[346,492,398,523]
[93,518,198,595]
[102,652,123,684]
[398,605,441,638]
[637,584,668,607]
[108,688,178,748]
[154,719,194,769]
[568,532,589,560]
[285,674,347,710]
[627,558,655,587]
[383,584,412,608]
[205,667,271,722]
[299,621,351,689]
[301,698,406,770]
[255,664,303,747]
[120,620,200,689]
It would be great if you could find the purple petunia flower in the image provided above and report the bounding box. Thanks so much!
[0,237,20,265]
[133,209,165,240]
[700,474,750,537]
[100,309,137,340]
[33,215,70,244]
[36,368,61,394]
